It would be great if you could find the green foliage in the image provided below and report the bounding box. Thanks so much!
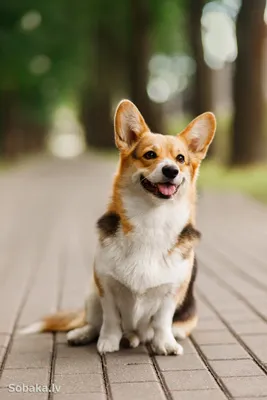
[0,0,215,154]
[199,162,267,203]
[152,0,189,54]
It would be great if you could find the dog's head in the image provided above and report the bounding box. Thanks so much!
[114,100,216,201]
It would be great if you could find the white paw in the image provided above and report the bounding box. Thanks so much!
[67,325,97,346]
[125,332,140,348]
[152,335,183,356]
[172,326,186,340]
[130,336,140,348]
[97,336,120,353]
[139,327,154,343]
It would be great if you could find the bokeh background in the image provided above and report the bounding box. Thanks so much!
[1,0,267,201]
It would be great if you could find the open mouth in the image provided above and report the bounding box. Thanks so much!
[140,175,180,199]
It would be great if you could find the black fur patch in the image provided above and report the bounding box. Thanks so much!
[97,212,120,238]
[173,257,198,322]
[179,224,201,242]
[176,224,201,259]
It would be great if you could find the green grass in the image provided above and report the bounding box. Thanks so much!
[0,159,12,170]
[199,161,267,204]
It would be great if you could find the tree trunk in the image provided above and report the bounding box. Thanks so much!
[230,0,266,165]
[188,0,213,117]
[128,0,164,133]
[0,90,22,157]
[81,24,114,149]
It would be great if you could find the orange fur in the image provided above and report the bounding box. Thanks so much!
[94,268,104,297]
[173,314,198,337]
[108,174,133,235]
[40,310,85,332]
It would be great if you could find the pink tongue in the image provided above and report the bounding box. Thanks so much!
[157,183,177,196]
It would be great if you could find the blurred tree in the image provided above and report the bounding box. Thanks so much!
[0,0,219,155]
[78,0,113,148]
[230,0,267,165]
[187,0,213,118]
[128,0,164,132]
[0,0,87,156]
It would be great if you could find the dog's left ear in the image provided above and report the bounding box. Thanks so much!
[114,100,150,151]
[179,112,216,160]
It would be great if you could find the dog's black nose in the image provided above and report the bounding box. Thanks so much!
[162,165,179,179]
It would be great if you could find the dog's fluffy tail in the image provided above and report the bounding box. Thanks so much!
[19,310,86,334]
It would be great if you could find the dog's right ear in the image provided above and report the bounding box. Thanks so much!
[114,100,150,151]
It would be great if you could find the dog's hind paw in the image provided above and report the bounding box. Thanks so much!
[97,335,120,353]
[67,325,97,346]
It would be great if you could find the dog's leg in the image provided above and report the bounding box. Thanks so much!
[151,295,183,356]
[67,290,102,346]
[172,256,198,340]
[137,319,154,344]
[122,319,140,349]
[97,289,122,354]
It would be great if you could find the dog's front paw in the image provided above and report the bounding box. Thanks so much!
[152,334,183,356]
[139,326,154,343]
[97,335,120,354]
[124,332,140,348]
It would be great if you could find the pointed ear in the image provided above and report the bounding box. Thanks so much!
[114,100,150,151]
[179,112,216,160]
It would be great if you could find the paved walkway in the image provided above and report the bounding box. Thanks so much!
[0,155,267,400]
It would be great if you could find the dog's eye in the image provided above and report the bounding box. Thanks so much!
[143,151,157,160]
[176,154,185,163]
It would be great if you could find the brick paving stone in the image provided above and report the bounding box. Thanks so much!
[11,335,53,354]
[231,320,267,335]
[242,334,267,349]
[181,339,198,354]
[193,331,237,345]
[54,373,104,394]
[0,335,10,348]
[223,312,260,324]
[156,353,205,371]
[55,394,106,400]
[200,344,251,360]
[106,346,152,366]
[5,352,51,369]
[0,346,7,364]
[111,382,165,400]
[55,343,101,375]
[0,388,47,399]
[209,359,264,377]
[56,333,68,345]
[56,343,97,359]
[222,376,267,397]
[55,355,102,375]
[0,368,49,388]
[163,370,218,391]
[108,363,157,383]
[234,398,267,400]
[196,319,226,332]
[171,389,228,400]
[241,335,267,363]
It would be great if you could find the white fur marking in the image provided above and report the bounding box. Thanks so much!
[18,322,44,335]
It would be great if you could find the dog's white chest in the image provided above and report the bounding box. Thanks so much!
[96,198,191,293]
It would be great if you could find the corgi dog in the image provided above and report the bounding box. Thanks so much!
[21,100,216,355]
